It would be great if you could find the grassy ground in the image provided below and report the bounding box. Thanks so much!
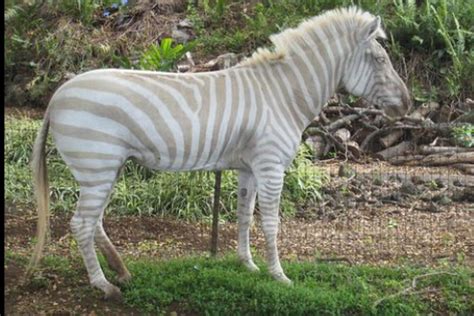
[7,250,473,315]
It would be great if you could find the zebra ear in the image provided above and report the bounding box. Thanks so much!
[360,16,382,42]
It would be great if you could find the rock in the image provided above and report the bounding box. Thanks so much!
[171,28,192,43]
[214,53,240,69]
[178,18,193,29]
[64,72,76,80]
[305,136,325,159]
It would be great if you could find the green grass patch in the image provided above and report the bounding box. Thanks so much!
[8,250,473,315]
[10,251,473,315]
[122,256,473,315]
[5,116,327,220]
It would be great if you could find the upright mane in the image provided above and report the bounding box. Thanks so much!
[239,6,385,66]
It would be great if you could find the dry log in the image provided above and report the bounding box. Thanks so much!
[389,155,424,164]
[453,163,474,175]
[379,130,404,148]
[375,141,413,160]
[419,145,474,155]
[346,141,361,159]
[416,151,474,165]
[334,128,351,143]
[390,151,474,166]
[326,114,359,131]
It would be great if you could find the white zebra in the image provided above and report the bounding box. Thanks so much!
[28,7,410,299]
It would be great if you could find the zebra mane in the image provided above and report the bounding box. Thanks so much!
[239,6,386,67]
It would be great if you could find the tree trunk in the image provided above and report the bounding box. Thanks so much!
[210,171,222,256]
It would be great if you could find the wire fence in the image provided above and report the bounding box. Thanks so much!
[211,142,473,267]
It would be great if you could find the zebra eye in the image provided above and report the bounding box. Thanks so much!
[376,57,386,64]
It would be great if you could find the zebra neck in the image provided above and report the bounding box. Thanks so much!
[279,40,350,130]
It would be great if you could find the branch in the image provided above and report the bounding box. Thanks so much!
[372,272,459,310]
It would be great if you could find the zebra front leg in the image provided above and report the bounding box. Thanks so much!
[237,170,259,272]
[71,187,122,300]
[95,223,132,284]
[255,165,292,285]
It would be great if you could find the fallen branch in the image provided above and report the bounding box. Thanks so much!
[379,130,404,148]
[453,163,474,175]
[390,151,474,166]
[419,145,474,155]
[372,272,459,309]
[375,141,413,160]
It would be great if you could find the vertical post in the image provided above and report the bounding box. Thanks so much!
[210,171,222,256]
[208,53,239,257]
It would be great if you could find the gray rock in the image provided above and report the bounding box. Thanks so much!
[178,18,194,29]
[171,28,191,43]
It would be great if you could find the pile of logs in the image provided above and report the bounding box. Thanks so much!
[305,97,474,174]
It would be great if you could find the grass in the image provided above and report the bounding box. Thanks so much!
[122,256,473,315]
[10,250,473,315]
[4,116,327,220]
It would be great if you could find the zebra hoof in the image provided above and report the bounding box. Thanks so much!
[103,284,123,301]
[117,271,132,284]
[273,272,293,286]
[242,260,260,272]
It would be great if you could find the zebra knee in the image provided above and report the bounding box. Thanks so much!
[70,214,98,246]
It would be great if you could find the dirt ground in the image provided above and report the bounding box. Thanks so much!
[5,161,473,314]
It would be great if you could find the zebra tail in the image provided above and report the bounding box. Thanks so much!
[26,111,51,276]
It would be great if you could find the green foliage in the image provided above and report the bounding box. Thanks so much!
[199,0,229,20]
[4,117,327,220]
[4,0,474,106]
[138,38,192,72]
[451,124,474,147]
[122,255,473,315]
[188,0,474,101]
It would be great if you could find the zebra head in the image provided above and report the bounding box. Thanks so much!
[342,16,411,118]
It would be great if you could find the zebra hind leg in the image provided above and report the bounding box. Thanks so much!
[95,223,132,284]
[237,170,259,272]
[71,186,122,300]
